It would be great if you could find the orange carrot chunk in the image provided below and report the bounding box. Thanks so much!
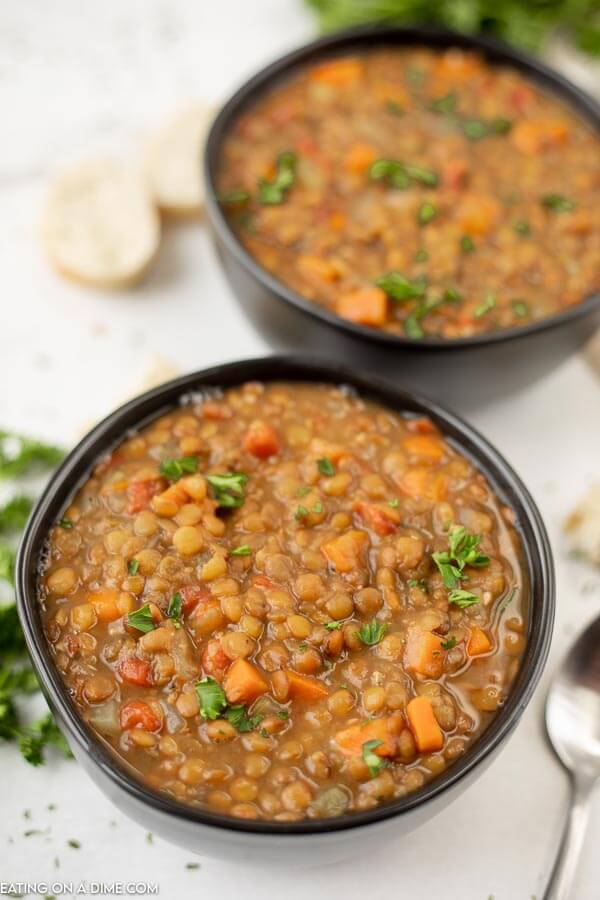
[309,57,364,87]
[285,670,329,702]
[335,717,397,758]
[406,696,444,753]
[402,434,445,463]
[343,143,377,174]
[354,500,400,536]
[243,421,280,459]
[336,287,388,327]
[404,629,445,679]
[467,627,492,657]
[321,529,368,572]
[120,699,162,732]
[223,658,268,705]
[90,588,121,624]
[127,478,164,514]
[118,656,153,687]
[400,467,448,502]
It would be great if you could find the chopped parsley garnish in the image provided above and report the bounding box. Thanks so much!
[541,194,576,212]
[196,677,228,720]
[428,92,457,115]
[258,151,297,205]
[443,287,462,303]
[297,486,311,497]
[230,544,252,557]
[18,714,72,767]
[376,271,426,302]
[388,498,400,508]
[196,677,262,732]
[432,524,489,589]
[127,559,139,576]
[386,100,404,116]
[317,457,335,477]
[0,495,33,532]
[58,517,73,530]
[369,158,411,189]
[277,709,290,720]
[298,642,308,652]
[463,119,488,140]
[415,249,429,262]
[358,620,387,646]
[404,164,438,187]
[408,578,428,592]
[167,592,183,625]
[514,219,531,236]
[512,299,530,319]
[0,431,64,478]
[448,589,480,608]
[491,118,512,134]
[325,621,343,631]
[159,455,198,481]
[218,189,250,206]
[67,839,81,849]
[127,604,156,634]
[362,739,388,777]
[404,314,425,339]
[474,292,497,318]
[206,472,248,509]
[418,201,437,225]
[460,235,475,253]
[440,636,457,650]
[312,501,324,514]
[296,505,309,520]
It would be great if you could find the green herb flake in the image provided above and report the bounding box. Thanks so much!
[514,219,531,236]
[312,501,324,514]
[428,92,457,115]
[404,315,425,339]
[67,839,81,849]
[223,704,262,733]
[512,299,530,319]
[460,235,475,253]
[491,118,512,134]
[186,863,200,870]
[159,455,198,481]
[463,119,488,141]
[127,604,156,634]
[358,620,387,646]
[296,505,309,520]
[418,201,437,225]
[128,558,140,576]
[167,592,183,625]
[58,517,73,530]
[317,457,335,477]
[206,472,248,509]
[297,486,311,497]
[432,524,489,589]
[440,636,457,650]
[218,189,251,206]
[196,677,227,720]
[277,709,290,720]
[298,642,308,652]
[369,158,410,190]
[386,100,404,116]
[376,271,427,302]
[230,544,252,557]
[474,292,497,318]
[388,498,400,508]
[325,621,343,631]
[443,286,462,303]
[541,194,576,212]
[405,164,439,187]
[448,589,480,608]
[258,151,297,205]
[415,249,429,262]
[362,739,388,777]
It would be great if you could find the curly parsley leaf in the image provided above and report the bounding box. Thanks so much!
[258,151,297,205]
[206,472,248,509]
[317,458,335,477]
[0,432,64,479]
[196,677,228,720]
[223,705,262,733]
[159,455,198,481]
[167,592,182,626]
[448,589,480,608]
[362,739,388,777]
[358,620,388,646]
[376,271,427,302]
[18,714,72,767]
[433,525,489,589]
[127,604,156,634]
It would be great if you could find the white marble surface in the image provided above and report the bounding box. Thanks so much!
[1,2,599,897]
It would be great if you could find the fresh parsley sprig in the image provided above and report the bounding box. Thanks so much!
[206,472,249,509]
[195,677,262,732]
[432,524,489,590]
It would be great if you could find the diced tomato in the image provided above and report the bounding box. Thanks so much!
[442,159,468,190]
[127,478,164,515]
[406,417,437,435]
[201,401,232,420]
[354,500,400,536]
[120,699,162,732]
[201,639,231,678]
[118,656,152,687]
[180,584,212,615]
[510,84,535,114]
[243,422,280,459]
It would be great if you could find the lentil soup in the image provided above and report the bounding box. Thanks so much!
[39,382,526,821]
[217,47,600,339]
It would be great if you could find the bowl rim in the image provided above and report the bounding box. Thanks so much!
[204,23,600,352]
[16,354,555,836]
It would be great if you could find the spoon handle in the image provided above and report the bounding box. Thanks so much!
[544,775,593,900]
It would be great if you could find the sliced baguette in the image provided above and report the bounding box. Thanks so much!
[42,159,160,289]
[143,102,213,217]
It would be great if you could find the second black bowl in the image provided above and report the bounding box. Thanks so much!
[204,25,600,408]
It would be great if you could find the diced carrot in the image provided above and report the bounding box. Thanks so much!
[406,417,437,435]
[442,158,469,190]
[511,119,569,156]
[343,143,377,174]
[510,84,535,114]
[243,421,280,459]
[89,588,121,624]
[335,717,397,758]
[120,699,162,732]
[456,194,501,237]
[252,574,275,590]
[309,57,364,87]
[201,401,232,420]
[201,639,231,678]
[297,255,339,284]
[404,629,445,678]
[328,212,346,231]
[336,287,388,327]
[354,500,400,536]
[224,659,269,705]
[285,671,329,703]
[400,467,448,502]
[321,529,369,573]
[127,478,164,514]
[433,50,480,84]
[406,696,444,753]
[467,627,492,657]
[179,584,212,615]
[309,438,348,464]
[402,434,445,463]
[118,656,153,687]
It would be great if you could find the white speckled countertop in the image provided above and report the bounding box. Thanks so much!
[1,3,599,897]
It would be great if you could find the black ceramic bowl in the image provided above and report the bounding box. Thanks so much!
[204,26,600,408]
[16,356,554,863]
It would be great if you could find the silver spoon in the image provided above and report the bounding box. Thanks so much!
[544,614,600,899]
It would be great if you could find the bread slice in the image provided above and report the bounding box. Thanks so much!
[42,159,160,289]
[143,102,213,217]
[565,484,600,566]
